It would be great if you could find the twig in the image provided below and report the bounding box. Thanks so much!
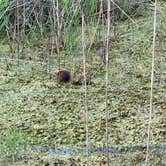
[110,0,136,25]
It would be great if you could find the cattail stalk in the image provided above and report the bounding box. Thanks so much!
[81,5,90,166]
[16,0,20,66]
[105,0,110,165]
[145,0,157,165]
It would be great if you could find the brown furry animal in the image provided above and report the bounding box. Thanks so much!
[57,70,70,83]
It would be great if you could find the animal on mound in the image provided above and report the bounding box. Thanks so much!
[56,64,93,85]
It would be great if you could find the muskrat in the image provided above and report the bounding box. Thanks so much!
[57,70,71,83]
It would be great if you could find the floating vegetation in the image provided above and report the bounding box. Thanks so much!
[0,1,165,165]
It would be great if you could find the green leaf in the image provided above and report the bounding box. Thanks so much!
[63,0,68,12]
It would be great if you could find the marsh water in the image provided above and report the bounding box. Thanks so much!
[0,5,166,166]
